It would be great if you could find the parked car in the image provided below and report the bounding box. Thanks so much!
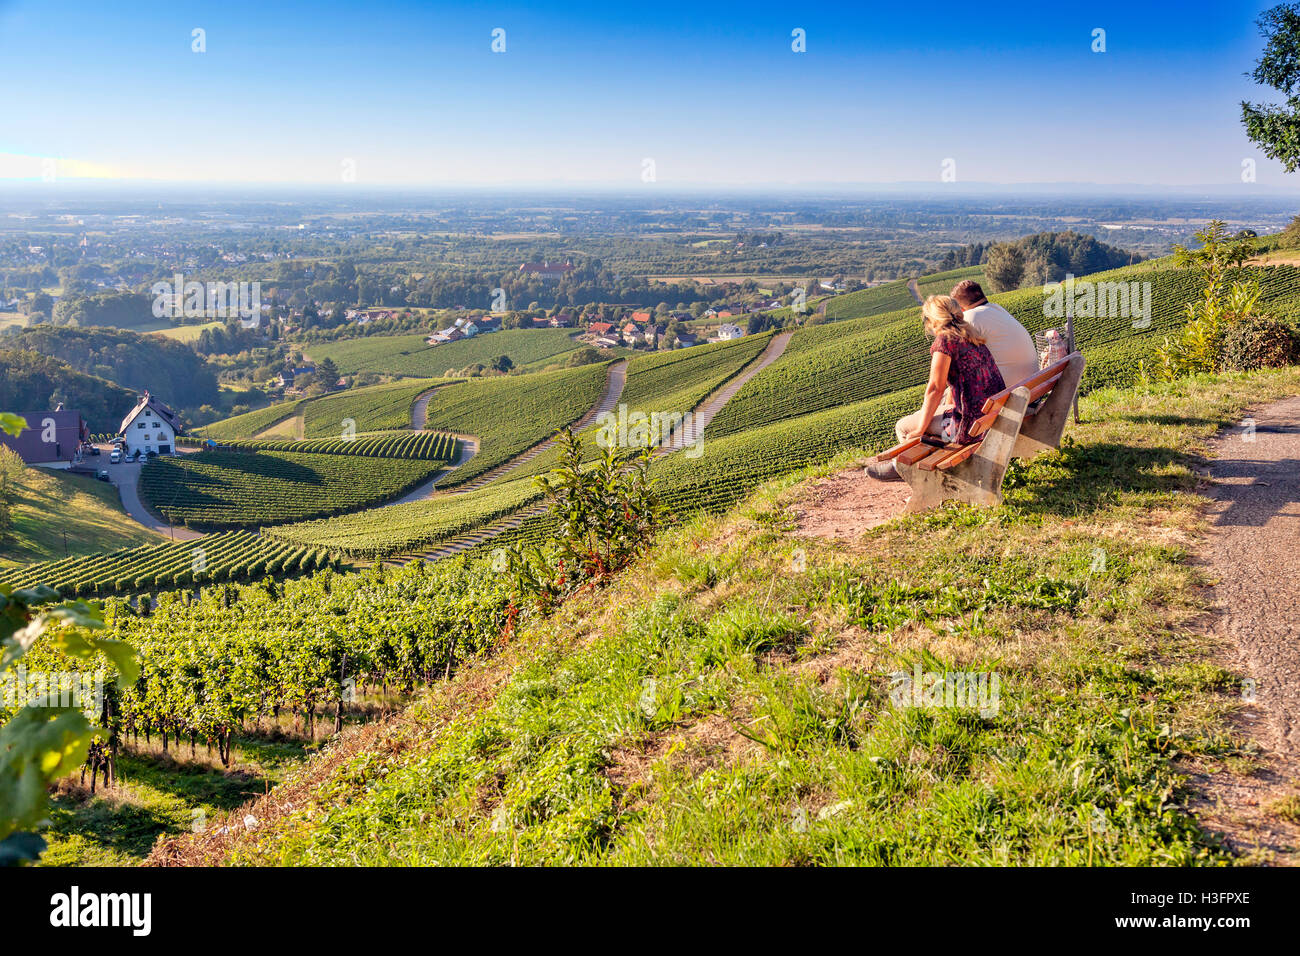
[88,446,100,456]
[95,470,110,482]
[109,450,121,464]
[146,450,158,459]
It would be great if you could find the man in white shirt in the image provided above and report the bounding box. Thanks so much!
[952,279,1038,387]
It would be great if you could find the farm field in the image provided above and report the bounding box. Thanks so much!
[308,328,584,378]
[268,473,542,557]
[150,321,225,343]
[0,530,336,597]
[137,449,448,529]
[196,399,303,440]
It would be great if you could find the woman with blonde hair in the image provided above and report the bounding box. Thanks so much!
[866,294,1006,482]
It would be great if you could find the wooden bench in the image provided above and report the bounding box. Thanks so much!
[870,351,1086,513]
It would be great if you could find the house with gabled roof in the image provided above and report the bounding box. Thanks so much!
[120,392,183,456]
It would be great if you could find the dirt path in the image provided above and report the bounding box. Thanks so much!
[791,467,911,540]
[907,277,923,304]
[1193,395,1300,862]
[109,458,204,542]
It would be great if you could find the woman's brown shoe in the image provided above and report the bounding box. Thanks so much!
[865,459,902,482]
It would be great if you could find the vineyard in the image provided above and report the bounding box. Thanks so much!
[196,399,303,440]
[0,531,338,598]
[914,265,983,299]
[13,561,510,764]
[821,279,915,321]
[309,328,585,378]
[490,333,774,486]
[300,378,453,437]
[422,361,611,486]
[185,431,459,461]
[137,450,445,529]
[267,473,543,558]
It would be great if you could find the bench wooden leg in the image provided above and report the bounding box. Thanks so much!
[898,388,1031,513]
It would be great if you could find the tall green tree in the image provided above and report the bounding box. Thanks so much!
[1242,3,1300,171]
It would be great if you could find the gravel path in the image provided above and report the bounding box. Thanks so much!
[1196,395,1300,861]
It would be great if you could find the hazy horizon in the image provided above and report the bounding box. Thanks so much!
[3,0,1296,190]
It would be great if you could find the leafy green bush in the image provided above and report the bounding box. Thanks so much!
[1221,316,1299,371]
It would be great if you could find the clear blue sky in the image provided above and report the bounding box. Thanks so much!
[1,0,1296,188]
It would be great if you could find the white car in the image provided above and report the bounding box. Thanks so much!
[109,450,121,464]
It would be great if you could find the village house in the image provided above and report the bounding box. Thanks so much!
[718,323,746,341]
[587,321,614,339]
[593,336,620,349]
[428,327,467,345]
[0,405,90,468]
[518,260,575,281]
[120,392,183,456]
[550,312,574,328]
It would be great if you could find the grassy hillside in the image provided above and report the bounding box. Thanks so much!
[0,454,159,568]
[300,378,454,437]
[309,328,584,378]
[142,365,1300,867]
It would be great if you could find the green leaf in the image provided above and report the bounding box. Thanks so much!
[0,413,26,438]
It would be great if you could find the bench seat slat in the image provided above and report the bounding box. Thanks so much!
[935,441,982,470]
[897,443,938,466]
[875,437,921,461]
[917,443,968,471]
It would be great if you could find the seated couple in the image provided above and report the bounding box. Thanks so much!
[868,279,1037,482]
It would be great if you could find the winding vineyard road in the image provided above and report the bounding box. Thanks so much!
[382,435,479,507]
[109,458,204,542]
[907,277,923,304]
[1190,396,1300,863]
[400,334,792,565]
[450,359,629,494]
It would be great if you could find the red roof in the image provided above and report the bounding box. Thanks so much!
[631,311,651,322]
[588,322,614,334]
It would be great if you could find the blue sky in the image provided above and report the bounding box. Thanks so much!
[1,0,1296,188]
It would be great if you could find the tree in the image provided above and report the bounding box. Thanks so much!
[982,243,1025,293]
[315,357,340,387]
[491,354,514,373]
[1242,3,1300,172]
